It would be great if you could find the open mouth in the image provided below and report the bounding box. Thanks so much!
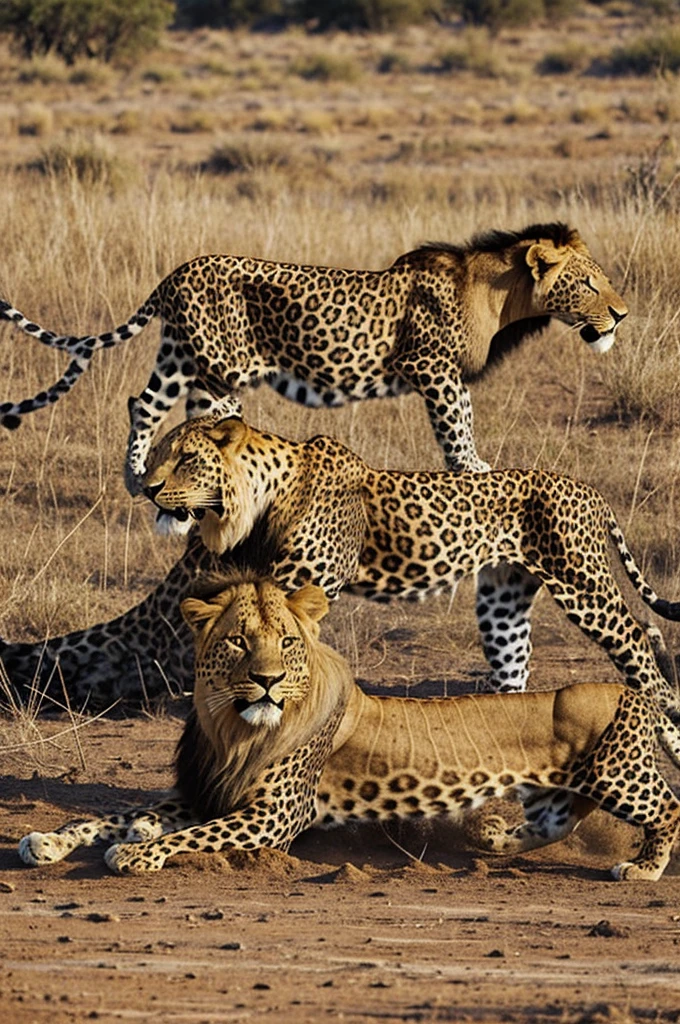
[580,324,601,344]
[156,507,189,523]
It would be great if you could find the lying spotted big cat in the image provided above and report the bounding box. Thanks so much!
[19,574,680,879]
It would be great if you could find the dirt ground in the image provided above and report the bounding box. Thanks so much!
[1,642,680,1024]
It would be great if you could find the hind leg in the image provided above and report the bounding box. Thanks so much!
[612,814,680,881]
[476,565,542,692]
[1,540,213,712]
[478,788,595,854]
[125,334,194,493]
[546,577,680,716]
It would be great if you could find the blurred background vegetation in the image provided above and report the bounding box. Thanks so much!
[4,0,680,66]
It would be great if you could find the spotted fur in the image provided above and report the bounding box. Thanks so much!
[139,416,680,713]
[0,223,627,490]
[18,576,680,880]
[3,416,679,717]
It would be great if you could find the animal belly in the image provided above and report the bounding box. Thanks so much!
[266,370,410,408]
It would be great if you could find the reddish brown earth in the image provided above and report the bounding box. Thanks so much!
[1,681,679,1024]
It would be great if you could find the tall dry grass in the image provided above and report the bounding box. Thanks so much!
[1,18,680,697]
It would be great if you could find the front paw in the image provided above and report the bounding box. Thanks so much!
[19,831,71,866]
[105,842,166,874]
[611,859,664,882]
[124,815,165,842]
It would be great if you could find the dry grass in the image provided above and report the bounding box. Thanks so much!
[1,12,680,721]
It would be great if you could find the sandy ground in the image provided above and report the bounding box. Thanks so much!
[1,654,680,1024]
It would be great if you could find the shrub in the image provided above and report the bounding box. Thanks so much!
[170,110,217,133]
[289,54,361,83]
[458,0,543,31]
[537,44,590,75]
[16,56,68,84]
[457,0,578,32]
[604,30,680,76]
[175,0,285,28]
[204,137,292,174]
[377,50,412,74]
[437,30,505,77]
[142,64,182,84]
[18,102,54,137]
[68,62,115,87]
[32,133,133,188]
[0,0,174,65]
[293,0,441,30]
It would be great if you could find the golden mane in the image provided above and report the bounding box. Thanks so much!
[175,577,353,820]
[390,221,596,379]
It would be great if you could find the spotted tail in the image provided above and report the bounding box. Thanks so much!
[0,294,159,429]
[608,509,680,620]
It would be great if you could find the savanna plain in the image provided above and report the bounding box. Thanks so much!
[1,9,680,1022]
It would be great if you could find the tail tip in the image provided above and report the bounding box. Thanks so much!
[653,599,680,621]
[1,413,20,431]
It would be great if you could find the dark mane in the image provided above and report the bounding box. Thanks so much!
[401,222,577,262]
[464,317,551,382]
[187,510,280,601]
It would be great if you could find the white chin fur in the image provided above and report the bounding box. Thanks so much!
[587,332,615,354]
[155,513,194,537]
[240,703,283,729]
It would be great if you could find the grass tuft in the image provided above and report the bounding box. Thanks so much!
[31,133,136,189]
[204,135,293,174]
[290,53,361,83]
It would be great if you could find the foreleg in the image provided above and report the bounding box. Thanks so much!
[390,354,490,472]
[612,816,680,881]
[107,706,344,874]
[19,793,195,866]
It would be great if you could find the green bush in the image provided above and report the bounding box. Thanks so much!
[0,0,174,65]
[604,30,680,76]
[293,0,442,30]
[458,0,578,32]
[289,53,361,83]
[175,0,285,28]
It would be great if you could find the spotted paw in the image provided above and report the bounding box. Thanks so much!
[105,842,165,874]
[611,860,663,882]
[476,815,511,852]
[124,816,165,842]
[18,831,71,866]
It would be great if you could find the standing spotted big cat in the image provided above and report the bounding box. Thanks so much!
[0,223,626,492]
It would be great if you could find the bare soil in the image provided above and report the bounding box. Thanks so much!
[1,644,680,1024]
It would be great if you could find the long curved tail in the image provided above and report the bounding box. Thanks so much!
[607,508,680,620]
[0,293,159,429]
